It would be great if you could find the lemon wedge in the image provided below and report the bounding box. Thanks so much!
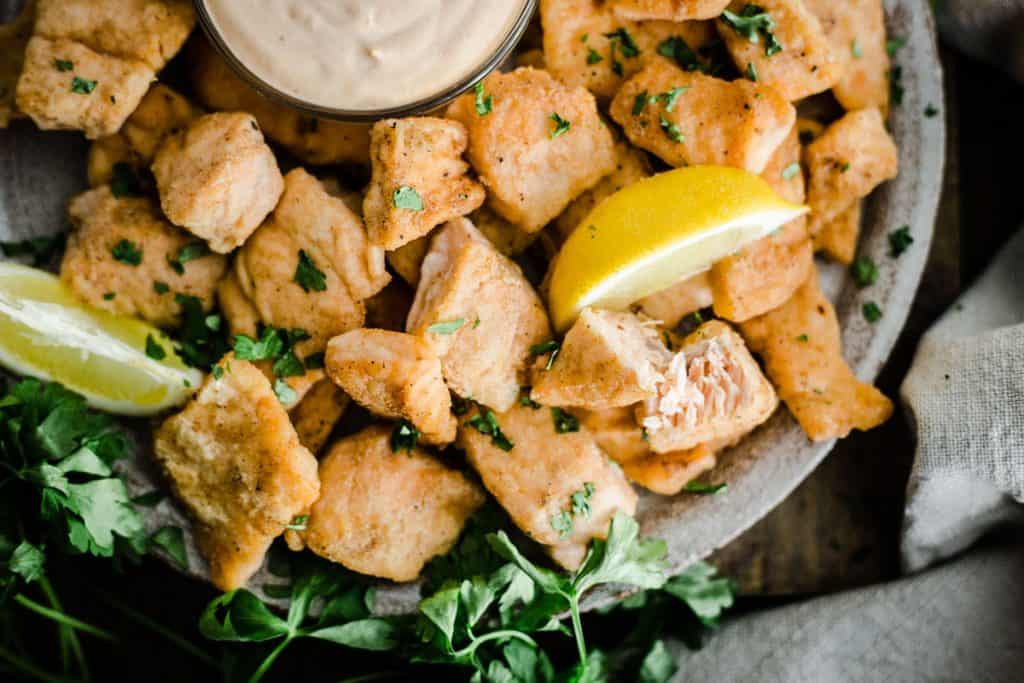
[547,166,808,331]
[0,262,202,415]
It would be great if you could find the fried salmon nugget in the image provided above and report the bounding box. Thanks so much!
[638,321,778,453]
[152,112,284,253]
[447,67,616,233]
[61,186,226,327]
[0,0,35,128]
[289,379,349,456]
[407,218,551,412]
[634,273,714,329]
[458,402,638,570]
[610,0,730,21]
[532,309,671,410]
[579,406,651,464]
[302,425,485,582]
[541,0,718,99]
[325,329,457,446]
[364,117,485,250]
[621,445,718,495]
[610,60,795,173]
[153,358,320,591]
[716,0,842,101]
[219,169,390,357]
[805,0,890,111]
[805,108,897,235]
[739,269,893,440]
[813,200,862,264]
[188,39,370,166]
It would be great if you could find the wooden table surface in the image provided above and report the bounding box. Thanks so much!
[712,48,1021,597]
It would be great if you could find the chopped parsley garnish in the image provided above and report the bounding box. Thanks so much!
[111,239,142,265]
[272,350,305,378]
[110,162,143,198]
[660,115,685,143]
[150,526,189,570]
[170,293,230,370]
[746,62,758,81]
[851,40,863,58]
[273,378,297,404]
[862,301,883,323]
[796,334,809,343]
[571,483,596,518]
[70,76,97,94]
[721,5,783,57]
[102,292,116,301]
[781,162,801,180]
[604,28,640,58]
[167,241,210,275]
[550,511,574,539]
[530,339,561,371]
[840,161,852,173]
[473,82,492,116]
[586,48,603,65]
[633,90,649,116]
[683,481,727,495]
[658,36,706,72]
[652,86,689,112]
[211,365,224,379]
[55,59,73,72]
[390,419,421,453]
[549,113,571,139]
[888,225,914,257]
[427,318,466,335]
[233,327,285,361]
[924,103,939,118]
[466,409,514,451]
[886,36,907,57]
[393,185,424,211]
[851,256,878,288]
[145,334,166,361]
[153,280,170,294]
[284,515,308,532]
[0,232,65,266]
[552,408,580,434]
[519,391,541,409]
[294,249,328,293]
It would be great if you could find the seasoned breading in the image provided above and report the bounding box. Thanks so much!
[153,358,320,591]
[579,406,650,464]
[15,37,154,139]
[188,39,370,166]
[387,235,430,287]
[805,108,898,235]
[88,83,202,186]
[532,308,671,410]
[289,379,349,455]
[219,168,390,356]
[61,186,226,327]
[610,0,731,21]
[471,205,539,257]
[152,112,284,253]
[457,402,638,570]
[34,0,194,71]
[447,67,617,233]
[621,444,717,495]
[325,329,457,446]
[716,0,841,101]
[610,60,795,173]
[739,268,893,440]
[0,0,35,128]
[553,140,652,243]
[813,200,862,264]
[805,0,889,111]
[638,321,778,453]
[363,117,485,250]
[540,0,718,99]
[302,425,485,582]
[407,219,551,412]
[634,272,713,329]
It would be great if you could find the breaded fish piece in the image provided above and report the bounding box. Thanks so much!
[152,112,283,253]
[386,236,430,287]
[446,67,617,233]
[153,358,320,591]
[61,186,226,327]
[638,321,779,453]
[325,329,457,446]
[622,445,718,495]
[634,272,714,329]
[364,117,485,250]
[0,0,35,128]
[813,200,862,264]
[16,37,154,139]
[532,308,671,410]
[805,0,889,112]
[289,379,349,456]
[188,39,370,166]
[34,0,194,71]
[458,402,638,570]
[219,169,390,356]
[541,0,718,99]
[302,425,485,582]
[739,269,893,440]
[579,406,650,464]
[88,83,201,186]
[610,60,795,173]
[471,205,539,257]
[805,108,897,235]
[610,0,730,21]
[553,140,652,243]
[407,219,551,412]
[716,0,842,101]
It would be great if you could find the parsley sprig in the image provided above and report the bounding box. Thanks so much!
[721,5,783,57]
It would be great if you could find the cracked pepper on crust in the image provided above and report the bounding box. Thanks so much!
[153,358,320,591]
[301,425,485,582]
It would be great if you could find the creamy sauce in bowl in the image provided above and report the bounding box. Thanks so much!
[199,0,531,113]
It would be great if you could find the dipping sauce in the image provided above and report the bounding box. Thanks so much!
[201,0,530,111]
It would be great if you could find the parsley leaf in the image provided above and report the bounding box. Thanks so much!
[660,116,685,143]
[603,28,640,58]
[111,239,142,266]
[71,77,97,94]
[863,301,883,323]
[294,250,328,293]
[474,82,493,116]
[390,420,420,453]
[633,90,649,116]
[886,36,907,57]
[781,162,801,180]
[851,256,879,288]
[149,527,188,570]
[530,340,561,371]
[720,5,783,57]
[586,48,603,65]
[145,334,167,361]
[683,481,727,495]
[427,319,466,335]
[746,62,758,81]
[552,408,580,434]
[273,379,297,405]
[55,59,73,72]
[571,483,595,518]
[233,328,285,361]
[167,242,211,275]
[393,186,424,211]
[661,561,735,627]
[549,113,571,139]
[658,36,706,72]
[466,409,514,451]
[169,294,230,371]
[889,225,913,257]
[550,511,574,539]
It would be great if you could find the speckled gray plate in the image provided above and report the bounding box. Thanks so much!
[0,1,943,614]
